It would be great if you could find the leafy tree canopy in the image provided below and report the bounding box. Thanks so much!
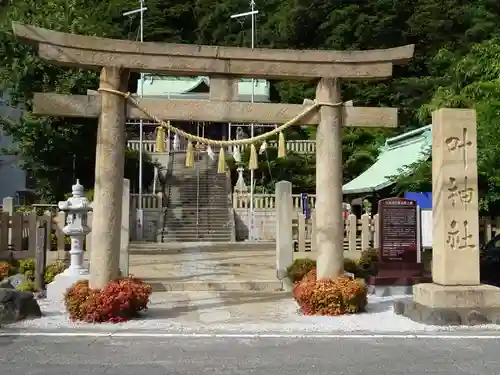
[2,0,500,207]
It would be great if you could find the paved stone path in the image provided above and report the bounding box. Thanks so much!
[128,249,282,291]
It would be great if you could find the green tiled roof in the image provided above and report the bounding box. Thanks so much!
[342,125,431,194]
[138,75,270,102]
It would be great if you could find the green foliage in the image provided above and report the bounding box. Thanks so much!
[16,280,36,292]
[20,258,35,282]
[286,257,369,282]
[286,258,317,283]
[15,205,33,213]
[44,261,66,283]
[392,39,500,213]
[2,257,66,285]
[4,0,500,201]
[356,248,379,278]
[19,258,35,275]
[0,0,157,202]
[343,258,359,275]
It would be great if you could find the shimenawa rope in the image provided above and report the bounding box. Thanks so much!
[97,87,343,171]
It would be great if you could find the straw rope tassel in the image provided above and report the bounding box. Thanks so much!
[185,141,195,168]
[217,147,226,174]
[248,143,258,170]
[155,126,166,152]
[278,132,286,158]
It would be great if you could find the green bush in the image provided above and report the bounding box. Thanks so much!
[286,258,362,283]
[19,258,35,275]
[356,248,379,278]
[16,280,37,292]
[44,261,66,283]
[343,258,358,275]
[19,258,36,281]
[286,259,317,283]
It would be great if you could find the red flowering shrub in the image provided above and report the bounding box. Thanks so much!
[293,268,367,316]
[64,277,153,323]
[0,262,9,280]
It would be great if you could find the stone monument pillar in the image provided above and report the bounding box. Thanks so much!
[47,180,91,302]
[397,109,500,325]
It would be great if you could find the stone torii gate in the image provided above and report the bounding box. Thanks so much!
[12,22,414,289]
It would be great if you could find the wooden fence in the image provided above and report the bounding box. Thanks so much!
[130,193,162,209]
[293,212,500,260]
[0,208,92,264]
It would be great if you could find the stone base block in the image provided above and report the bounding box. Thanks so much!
[413,283,500,309]
[46,269,89,303]
[394,283,500,326]
[369,285,413,297]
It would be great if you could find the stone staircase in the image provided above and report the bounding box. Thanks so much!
[159,151,234,242]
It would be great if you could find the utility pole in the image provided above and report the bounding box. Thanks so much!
[230,0,258,240]
[124,0,147,239]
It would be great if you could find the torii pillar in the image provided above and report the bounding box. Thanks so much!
[315,78,344,279]
[91,67,129,288]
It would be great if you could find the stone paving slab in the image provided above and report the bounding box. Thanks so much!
[148,280,283,292]
[128,241,275,254]
[128,249,278,291]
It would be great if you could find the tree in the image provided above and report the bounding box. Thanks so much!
[392,39,500,213]
[4,0,500,202]
[0,0,157,201]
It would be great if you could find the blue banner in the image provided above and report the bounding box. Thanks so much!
[301,193,311,219]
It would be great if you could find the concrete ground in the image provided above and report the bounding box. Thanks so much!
[128,249,282,291]
[1,335,500,375]
[8,246,500,335]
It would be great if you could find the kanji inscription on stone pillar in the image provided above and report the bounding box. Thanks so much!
[431,109,480,286]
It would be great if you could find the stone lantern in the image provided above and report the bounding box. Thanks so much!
[46,180,92,301]
[234,167,248,194]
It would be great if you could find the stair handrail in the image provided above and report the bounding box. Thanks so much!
[160,141,176,242]
[225,160,237,241]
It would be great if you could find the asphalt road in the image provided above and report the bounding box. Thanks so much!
[1,334,499,374]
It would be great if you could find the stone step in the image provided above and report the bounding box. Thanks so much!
[145,280,283,292]
[161,229,232,235]
[128,241,275,253]
[164,211,231,216]
[160,229,232,235]
[160,231,232,236]
[160,237,233,243]
[161,230,231,236]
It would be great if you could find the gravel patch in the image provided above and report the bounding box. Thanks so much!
[4,293,500,334]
